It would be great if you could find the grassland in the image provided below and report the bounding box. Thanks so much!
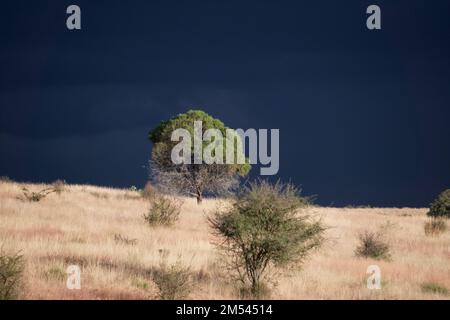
[0,181,449,299]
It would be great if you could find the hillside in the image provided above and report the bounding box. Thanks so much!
[0,181,449,299]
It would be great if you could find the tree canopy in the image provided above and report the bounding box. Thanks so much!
[149,110,251,203]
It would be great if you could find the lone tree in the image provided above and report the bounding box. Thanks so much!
[428,189,450,218]
[209,180,325,297]
[149,110,250,204]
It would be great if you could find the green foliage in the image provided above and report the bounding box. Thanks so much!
[150,110,250,172]
[144,195,181,226]
[344,204,372,209]
[44,266,66,281]
[355,231,391,260]
[424,218,447,236]
[209,180,324,297]
[0,249,24,300]
[428,189,450,218]
[132,278,149,291]
[421,282,449,295]
[152,251,193,300]
[149,110,250,203]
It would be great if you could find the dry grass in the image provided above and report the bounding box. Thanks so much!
[0,181,449,300]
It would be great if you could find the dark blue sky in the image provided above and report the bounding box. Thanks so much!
[1,0,449,207]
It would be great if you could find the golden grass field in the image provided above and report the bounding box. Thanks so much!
[0,181,449,300]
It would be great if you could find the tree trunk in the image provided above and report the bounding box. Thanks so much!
[196,192,203,204]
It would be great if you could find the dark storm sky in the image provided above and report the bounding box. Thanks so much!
[1,0,449,207]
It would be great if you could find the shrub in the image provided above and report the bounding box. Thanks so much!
[355,231,391,260]
[421,282,449,295]
[209,180,324,298]
[21,187,55,202]
[152,251,192,300]
[141,181,157,200]
[424,218,447,236]
[52,180,67,195]
[0,249,24,300]
[428,189,450,218]
[144,195,181,226]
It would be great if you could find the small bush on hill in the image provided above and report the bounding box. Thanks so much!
[0,249,24,300]
[421,282,449,295]
[428,189,450,218]
[21,187,55,202]
[144,195,181,226]
[152,250,193,300]
[52,180,67,195]
[355,231,391,260]
[209,180,324,298]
